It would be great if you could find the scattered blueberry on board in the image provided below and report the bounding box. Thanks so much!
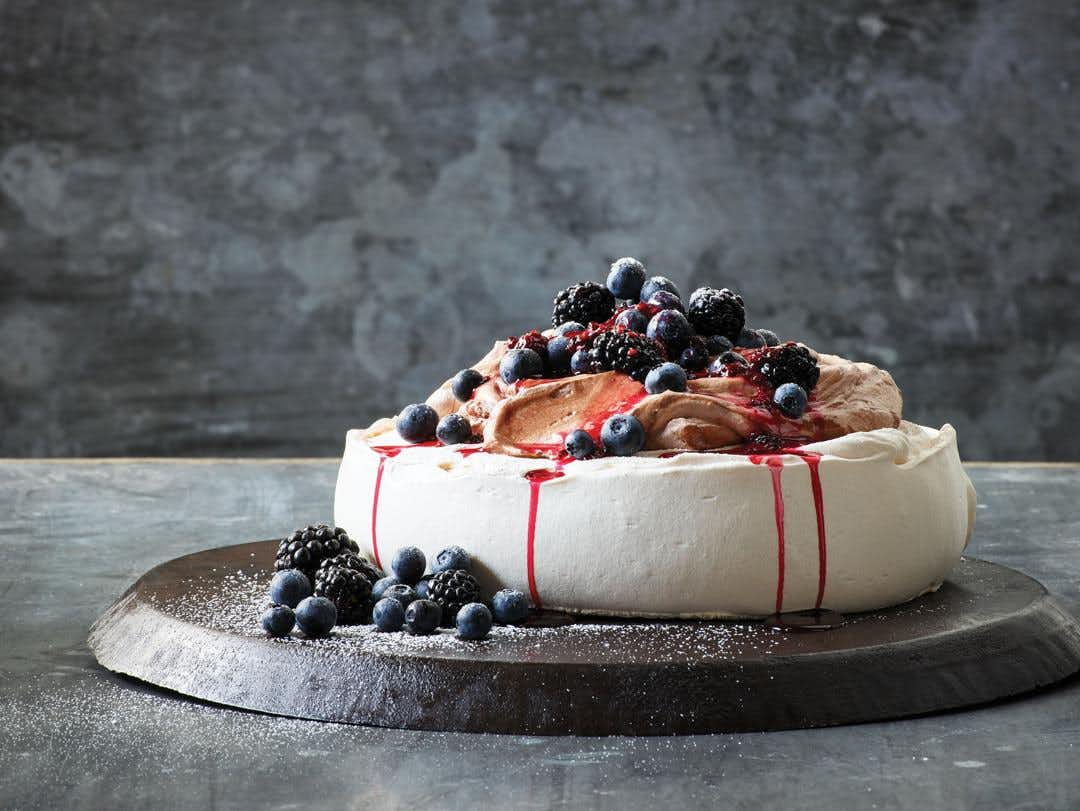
[391,546,426,585]
[404,599,442,635]
[294,596,337,638]
[261,604,296,637]
[372,597,405,632]
[396,403,439,442]
[456,603,493,640]
[492,589,530,624]
[269,569,312,609]
[433,545,471,573]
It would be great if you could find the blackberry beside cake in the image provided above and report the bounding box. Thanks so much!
[335,258,975,618]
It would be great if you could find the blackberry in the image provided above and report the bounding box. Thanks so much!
[552,282,616,328]
[589,330,666,382]
[687,287,745,341]
[274,524,359,581]
[427,568,481,626]
[314,554,375,624]
[754,343,820,393]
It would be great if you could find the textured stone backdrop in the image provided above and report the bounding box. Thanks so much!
[0,1,1077,459]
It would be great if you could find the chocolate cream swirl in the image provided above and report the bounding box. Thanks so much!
[426,341,902,458]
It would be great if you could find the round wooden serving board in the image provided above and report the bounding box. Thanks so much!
[89,541,1080,735]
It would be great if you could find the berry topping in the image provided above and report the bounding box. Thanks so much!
[646,309,693,356]
[260,604,295,637]
[639,276,681,304]
[687,287,745,341]
[294,596,336,638]
[436,413,473,445]
[555,320,586,336]
[590,330,665,382]
[512,329,549,360]
[433,545,472,573]
[754,343,821,393]
[645,362,688,394]
[492,588,530,624]
[552,281,616,328]
[404,599,442,635]
[564,429,597,460]
[314,554,375,624]
[391,546,426,585]
[759,328,781,346]
[546,335,574,375]
[427,568,481,626]
[646,290,685,313]
[570,348,596,375]
[372,597,405,632]
[773,382,809,418]
[606,257,647,300]
[735,327,766,349]
[614,307,649,334]
[708,350,749,376]
[678,336,709,371]
[705,334,734,355]
[601,413,646,456]
[382,583,418,608]
[274,524,358,582]
[268,569,312,609]
[451,368,485,402]
[499,348,544,384]
[396,403,439,442]
[456,603,493,640]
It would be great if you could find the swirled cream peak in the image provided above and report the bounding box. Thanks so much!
[425,342,902,457]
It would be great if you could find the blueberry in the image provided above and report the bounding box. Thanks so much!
[646,309,693,355]
[372,576,400,601]
[773,382,808,418]
[735,328,765,349]
[546,336,574,375]
[415,577,431,599]
[294,596,336,638]
[708,350,749,375]
[678,341,709,372]
[391,546,426,584]
[268,569,312,609]
[564,429,597,460]
[601,413,646,456]
[606,257,647,300]
[455,603,493,640]
[645,362,688,394]
[614,308,649,334]
[436,413,472,445]
[499,348,544,384]
[759,329,781,347]
[451,368,485,402]
[646,290,685,313]
[396,403,439,443]
[640,276,681,303]
[383,583,418,608]
[705,334,734,355]
[555,321,586,336]
[570,349,595,375]
[372,597,405,632]
[433,545,471,573]
[404,599,442,635]
[260,604,295,637]
[492,589,530,624]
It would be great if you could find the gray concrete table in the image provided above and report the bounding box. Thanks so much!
[1,460,1078,810]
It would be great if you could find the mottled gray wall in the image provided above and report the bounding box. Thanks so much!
[1,1,1077,459]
